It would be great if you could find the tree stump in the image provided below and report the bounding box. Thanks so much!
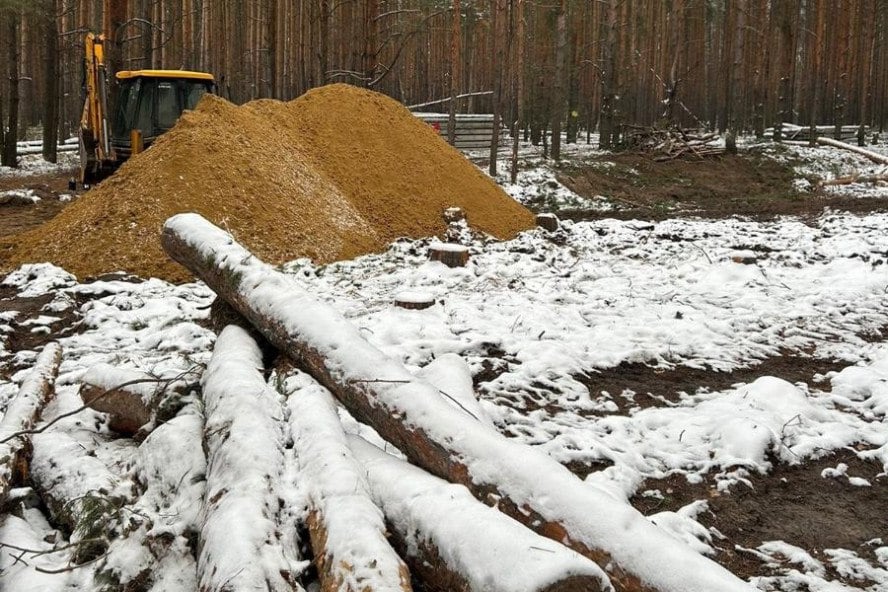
[429,243,469,267]
[729,250,757,265]
[394,291,435,310]
[536,213,560,232]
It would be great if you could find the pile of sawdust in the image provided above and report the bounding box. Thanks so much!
[0,84,533,282]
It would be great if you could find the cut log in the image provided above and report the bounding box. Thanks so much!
[820,173,888,186]
[199,325,303,592]
[99,408,206,591]
[428,242,470,267]
[79,364,191,436]
[284,370,412,592]
[161,213,756,592]
[349,437,611,592]
[0,342,62,502]
[29,415,123,563]
[813,137,888,165]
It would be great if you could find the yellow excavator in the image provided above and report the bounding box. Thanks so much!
[79,31,215,185]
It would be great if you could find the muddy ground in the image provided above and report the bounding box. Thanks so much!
[0,169,81,239]
[2,151,887,588]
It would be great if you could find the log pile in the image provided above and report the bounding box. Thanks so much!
[6,213,766,591]
[159,213,758,592]
[622,125,724,161]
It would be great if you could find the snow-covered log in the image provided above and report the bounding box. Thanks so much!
[0,342,62,502]
[29,425,122,562]
[100,409,206,591]
[416,353,494,429]
[199,325,304,592]
[284,371,412,592]
[80,364,189,436]
[820,173,888,186]
[349,436,612,592]
[161,213,757,592]
[814,136,888,165]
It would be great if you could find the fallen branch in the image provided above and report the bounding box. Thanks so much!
[0,342,62,502]
[350,436,611,592]
[161,214,756,592]
[283,369,412,592]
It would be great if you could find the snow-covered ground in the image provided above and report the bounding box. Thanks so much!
[1,138,887,591]
[0,151,77,178]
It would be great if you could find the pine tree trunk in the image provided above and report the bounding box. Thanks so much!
[42,0,60,164]
[2,8,20,168]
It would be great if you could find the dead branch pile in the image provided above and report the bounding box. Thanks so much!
[622,125,724,161]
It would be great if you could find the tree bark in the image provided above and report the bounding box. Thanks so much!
[161,213,759,592]
[198,324,302,592]
[284,370,412,592]
[350,437,610,592]
[2,6,21,168]
[510,0,524,184]
[0,342,62,502]
[550,0,566,160]
[42,0,59,163]
[599,0,617,150]
[448,0,460,146]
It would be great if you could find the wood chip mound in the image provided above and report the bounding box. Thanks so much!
[0,84,533,282]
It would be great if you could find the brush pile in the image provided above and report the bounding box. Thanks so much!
[622,125,723,161]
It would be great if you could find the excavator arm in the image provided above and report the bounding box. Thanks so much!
[79,33,113,184]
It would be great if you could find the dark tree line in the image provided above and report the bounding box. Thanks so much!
[2,0,888,166]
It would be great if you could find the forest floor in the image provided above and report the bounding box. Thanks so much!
[1,138,887,591]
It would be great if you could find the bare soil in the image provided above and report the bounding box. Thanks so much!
[0,171,80,239]
[556,151,888,221]
[631,449,888,586]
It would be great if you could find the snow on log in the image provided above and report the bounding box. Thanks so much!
[820,173,888,186]
[284,370,412,592]
[416,353,494,429]
[349,436,613,592]
[29,421,122,562]
[199,325,304,592]
[100,409,206,591]
[80,364,189,436]
[536,213,560,232]
[161,213,756,592]
[814,137,888,165]
[0,342,62,502]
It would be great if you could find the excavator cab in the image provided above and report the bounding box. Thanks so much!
[110,71,215,159]
[79,31,215,185]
